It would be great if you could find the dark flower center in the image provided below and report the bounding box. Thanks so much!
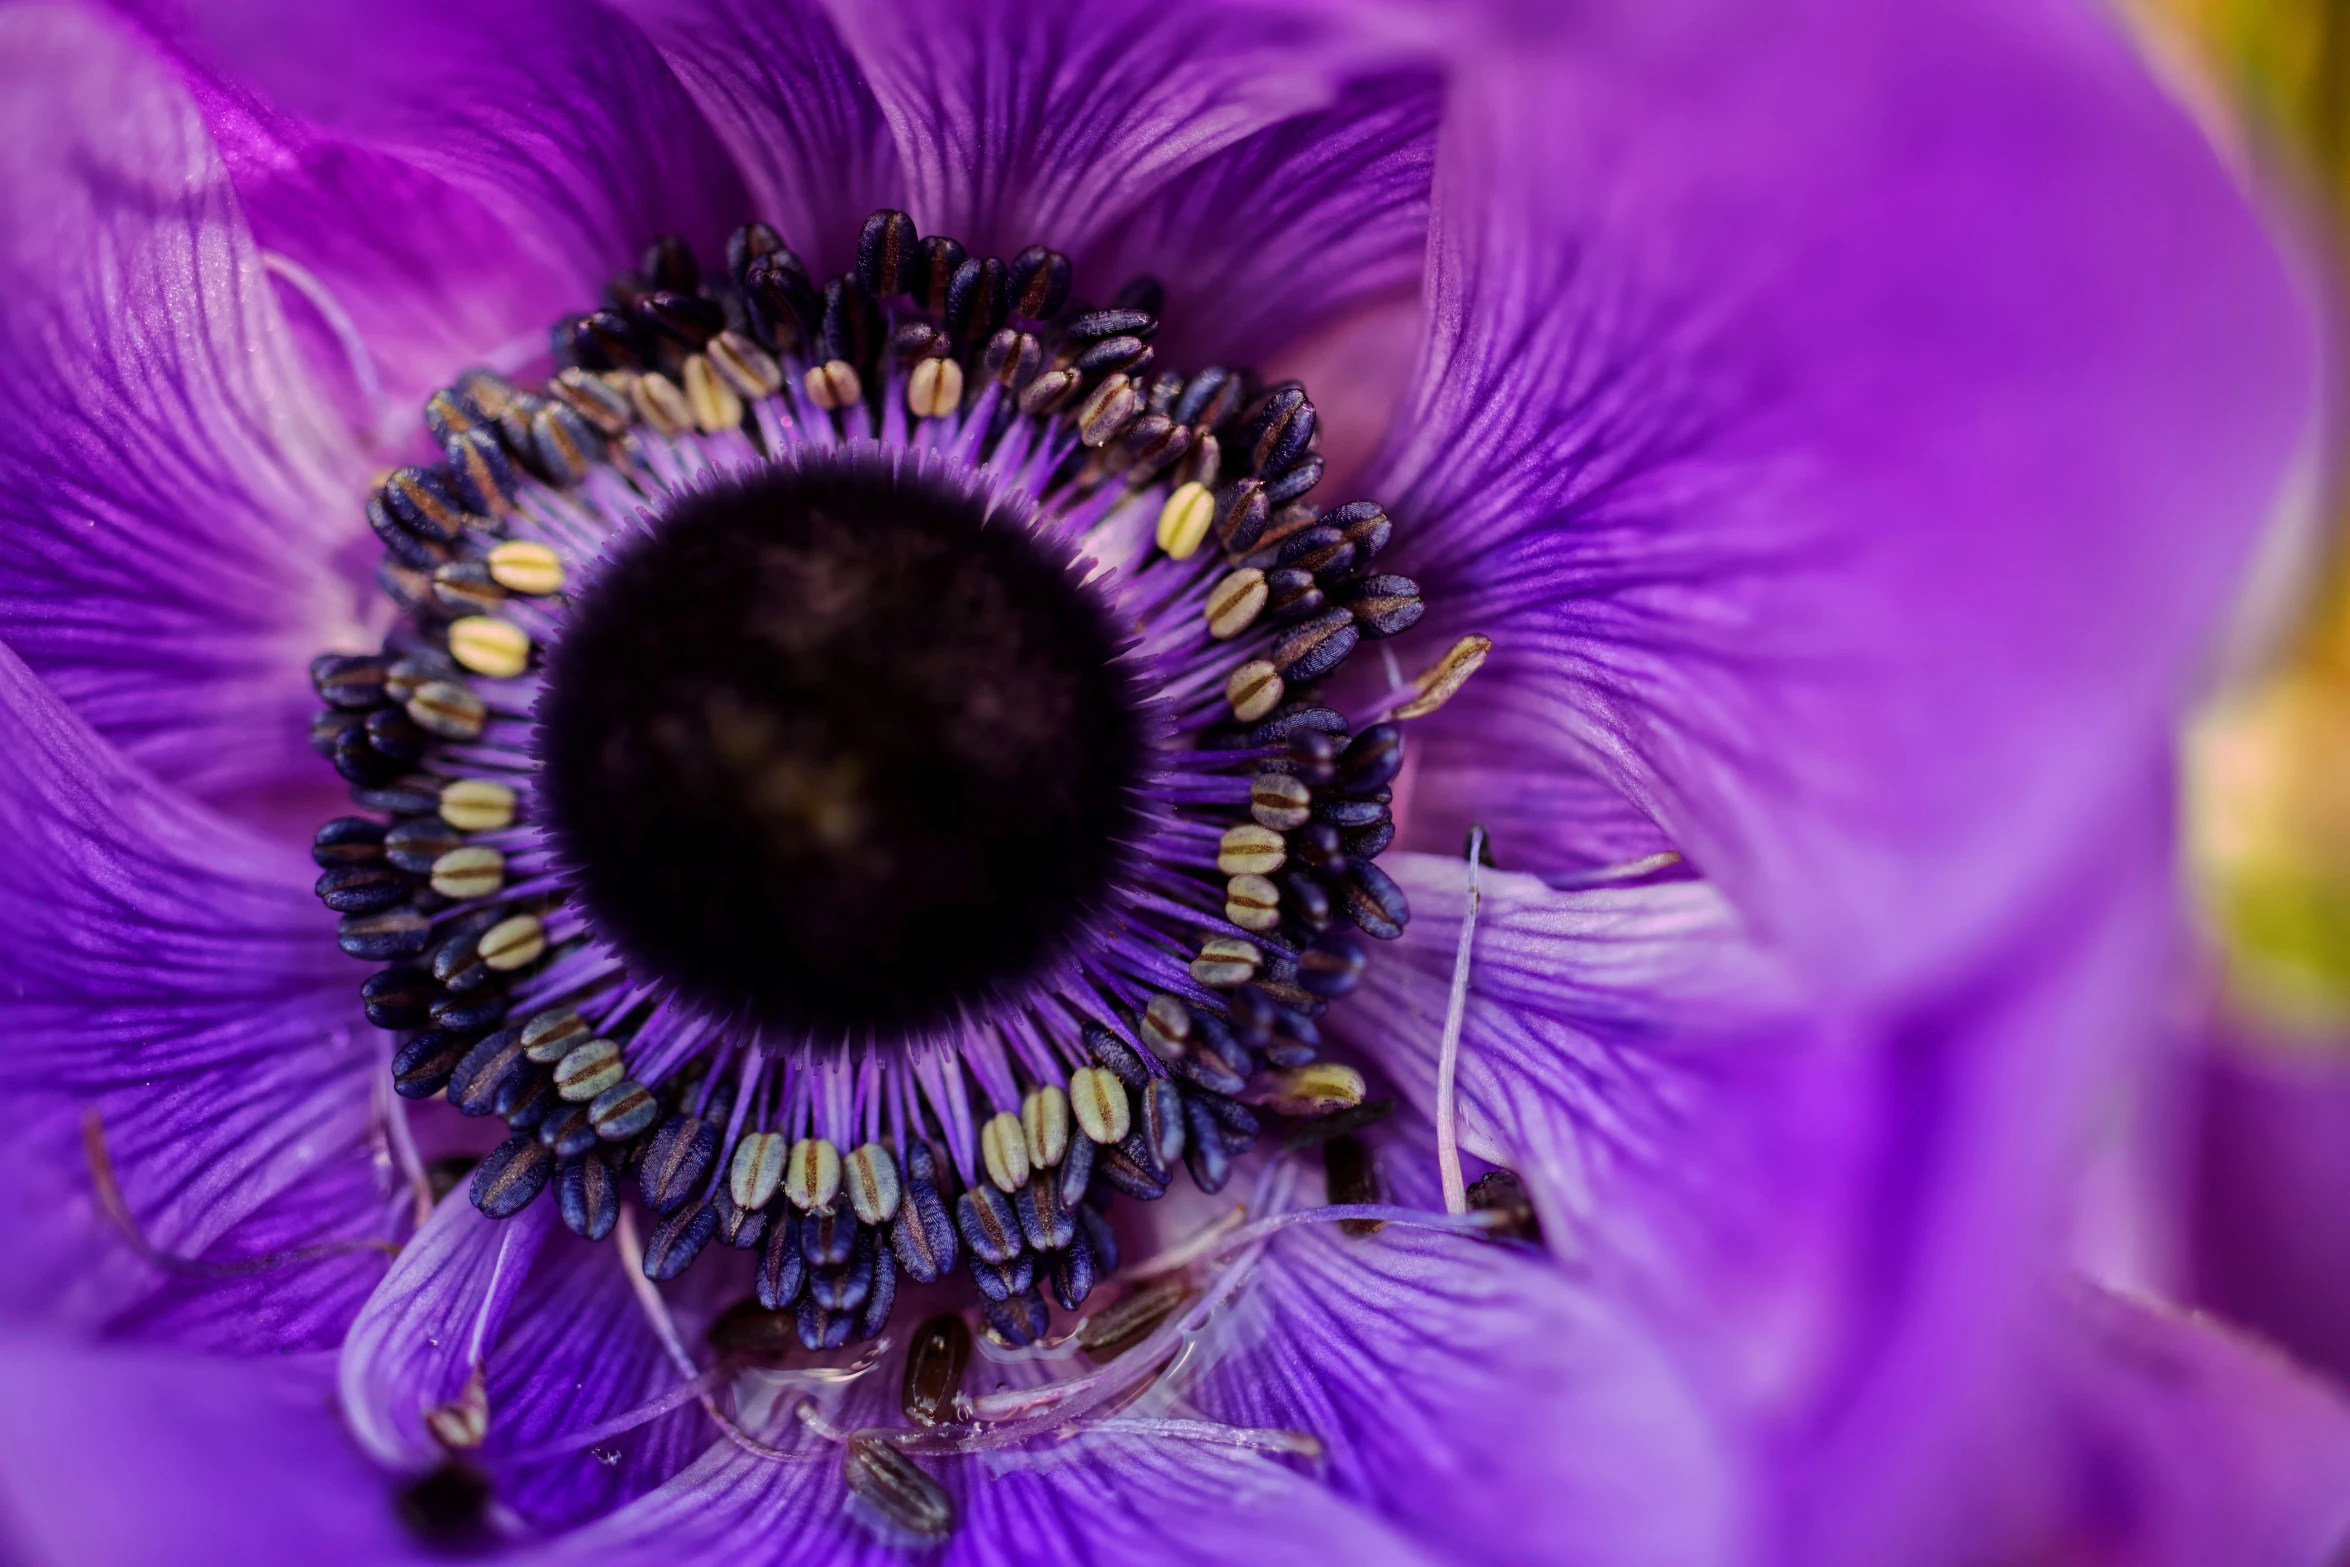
[537,451,1150,1039]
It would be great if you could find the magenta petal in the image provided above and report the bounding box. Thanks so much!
[825,0,1368,257]
[0,1340,426,1567]
[0,5,367,800]
[605,0,905,278]
[1371,4,2316,998]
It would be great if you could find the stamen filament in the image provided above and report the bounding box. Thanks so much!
[1436,824,1486,1215]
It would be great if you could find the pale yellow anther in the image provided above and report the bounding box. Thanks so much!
[1204,567,1267,639]
[407,680,485,740]
[1191,937,1261,989]
[1068,1067,1131,1145]
[1021,1084,1071,1170]
[430,845,505,901]
[1225,873,1282,933]
[1246,1062,1368,1119]
[708,330,783,398]
[478,913,546,972]
[730,1132,787,1212]
[1217,823,1286,877]
[448,616,530,679]
[1141,992,1192,1057]
[631,370,692,436]
[1156,481,1215,561]
[846,1142,902,1225]
[682,353,744,433]
[553,1037,623,1101]
[439,777,517,833]
[906,356,965,419]
[425,1368,489,1452]
[804,360,863,410]
[485,540,564,596]
[1394,634,1494,720]
[1226,660,1283,723]
[785,1137,842,1211]
[981,1111,1031,1193]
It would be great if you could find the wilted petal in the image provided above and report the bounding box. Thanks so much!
[0,4,368,800]
[1371,2,2315,999]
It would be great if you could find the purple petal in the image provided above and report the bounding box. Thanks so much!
[0,4,369,801]
[604,0,904,278]
[1075,70,1441,366]
[825,0,1367,258]
[0,1339,426,1567]
[155,0,750,288]
[0,644,381,1341]
[1370,3,2316,998]
[1192,1223,1734,1565]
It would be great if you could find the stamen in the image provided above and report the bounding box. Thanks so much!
[1436,824,1488,1215]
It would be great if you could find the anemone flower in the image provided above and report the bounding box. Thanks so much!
[0,0,2327,1562]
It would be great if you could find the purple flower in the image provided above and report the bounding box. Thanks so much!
[0,0,2325,1562]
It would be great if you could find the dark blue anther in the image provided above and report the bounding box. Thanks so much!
[1342,861,1411,941]
[1057,1127,1095,1210]
[1167,1049,1247,1099]
[639,1114,718,1216]
[1251,705,1349,750]
[440,426,517,517]
[743,252,819,351]
[1016,1171,1075,1252]
[1077,1203,1119,1276]
[1213,477,1269,553]
[1074,335,1149,377]
[363,706,426,767]
[958,1186,1023,1266]
[555,307,644,371]
[431,909,507,990]
[1325,500,1392,560]
[1142,1079,1186,1170]
[367,495,449,570]
[820,275,884,366]
[448,1028,527,1117]
[392,1029,469,1099]
[891,1143,959,1283]
[428,990,507,1035]
[1299,931,1368,999]
[944,255,1008,348]
[362,966,434,1030]
[1183,1095,1233,1194]
[1174,366,1242,428]
[328,726,399,788]
[502,1074,556,1131]
[1263,455,1324,506]
[726,221,785,287]
[1344,575,1424,639]
[315,863,408,915]
[967,1249,1035,1303]
[640,235,700,293]
[559,1154,620,1241]
[856,209,919,298]
[1272,608,1358,683]
[759,1208,807,1309]
[1101,1134,1169,1200]
[809,1227,876,1312]
[633,289,724,351]
[855,1244,897,1342]
[1312,796,1388,831]
[530,402,597,488]
[796,1293,854,1352]
[470,1134,553,1219]
[1276,523,1349,575]
[981,1288,1050,1348]
[338,907,431,962]
[1006,244,1071,319]
[1245,384,1315,474]
[1281,871,1335,936]
[351,773,443,817]
[1049,1224,1096,1311]
[1336,725,1405,797]
[1194,1091,1260,1152]
[802,1204,857,1268]
[313,816,388,869]
[643,1202,718,1281]
[1344,820,1396,859]
[714,1185,768,1250]
[917,234,969,314]
[381,467,465,541]
[539,1105,601,1159]
[1263,569,1327,628]
[311,655,391,713]
[1081,1020,1150,1088]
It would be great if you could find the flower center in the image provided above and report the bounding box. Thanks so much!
[539,453,1149,1039]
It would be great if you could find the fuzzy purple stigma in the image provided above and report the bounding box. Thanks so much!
[538,453,1150,1039]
